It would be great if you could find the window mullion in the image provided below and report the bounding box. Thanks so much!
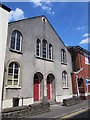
[12,63,15,86]
[39,42,40,56]
[66,74,67,87]
[18,67,20,86]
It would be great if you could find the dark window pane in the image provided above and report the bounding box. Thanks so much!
[14,74,18,79]
[15,63,19,68]
[14,69,18,74]
[8,68,13,74]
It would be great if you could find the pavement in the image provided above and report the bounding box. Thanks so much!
[26,100,90,119]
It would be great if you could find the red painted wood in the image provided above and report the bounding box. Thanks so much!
[47,80,50,100]
[34,79,39,101]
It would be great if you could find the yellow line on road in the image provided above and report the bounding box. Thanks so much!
[61,106,90,119]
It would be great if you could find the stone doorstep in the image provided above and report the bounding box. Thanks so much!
[63,97,81,106]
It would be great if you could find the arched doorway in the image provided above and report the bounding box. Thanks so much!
[47,74,55,101]
[33,72,43,101]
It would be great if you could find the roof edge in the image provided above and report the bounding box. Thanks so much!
[0,3,11,12]
[68,46,90,55]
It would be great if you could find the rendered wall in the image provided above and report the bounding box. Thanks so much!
[0,7,9,114]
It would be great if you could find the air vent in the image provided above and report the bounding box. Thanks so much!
[42,17,47,23]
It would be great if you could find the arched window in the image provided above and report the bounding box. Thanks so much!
[42,39,47,58]
[36,39,41,56]
[49,44,53,60]
[62,71,68,88]
[10,30,22,51]
[7,62,20,86]
[61,49,67,63]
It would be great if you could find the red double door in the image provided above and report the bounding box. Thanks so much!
[34,79,39,101]
[34,79,51,101]
[47,80,51,100]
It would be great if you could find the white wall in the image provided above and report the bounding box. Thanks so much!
[0,7,10,114]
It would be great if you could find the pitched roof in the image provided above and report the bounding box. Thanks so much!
[9,15,68,51]
[68,46,90,55]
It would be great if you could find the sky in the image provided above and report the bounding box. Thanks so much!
[2,1,89,51]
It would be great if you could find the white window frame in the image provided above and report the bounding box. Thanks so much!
[61,49,66,63]
[84,53,90,65]
[86,78,90,93]
[10,31,22,52]
[62,71,68,88]
[36,39,41,57]
[42,40,47,58]
[49,44,53,60]
[7,62,20,87]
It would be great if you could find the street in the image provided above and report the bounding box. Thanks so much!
[71,109,90,119]
[28,100,89,119]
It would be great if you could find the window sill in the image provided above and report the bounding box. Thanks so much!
[61,62,67,65]
[6,86,21,89]
[9,48,23,54]
[36,56,54,62]
[85,62,90,65]
[63,87,69,89]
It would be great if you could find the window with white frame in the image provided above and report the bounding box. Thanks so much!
[10,30,22,52]
[7,62,20,86]
[86,78,90,93]
[85,53,90,64]
[42,39,47,58]
[62,71,68,88]
[61,49,67,63]
[36,39,41,56]
[49,44,53,60]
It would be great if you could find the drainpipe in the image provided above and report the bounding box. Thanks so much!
[76,75,79,97]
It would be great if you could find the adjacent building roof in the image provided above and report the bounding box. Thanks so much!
[0,2,11,12]
[68,46,90,55]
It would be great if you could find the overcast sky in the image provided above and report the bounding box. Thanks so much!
[3,1,89,51]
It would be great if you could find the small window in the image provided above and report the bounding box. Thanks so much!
[86,78,90,92]
[36,39,41,56]
[49,44,53,60]
[85,53,90,64]
[42,40,47,58]
[62,71,68,88]
[7,62,20,86]
[10,30,22,52]
[61,49,67,63]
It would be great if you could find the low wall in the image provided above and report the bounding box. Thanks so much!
[2,102,50,118]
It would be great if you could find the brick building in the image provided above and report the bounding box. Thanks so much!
[68,46,90,100]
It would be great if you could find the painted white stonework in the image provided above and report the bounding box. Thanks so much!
[2,99,12,109]
[56,95,73,103]
[0,6,10,113]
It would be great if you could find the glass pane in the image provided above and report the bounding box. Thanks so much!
[37,52,39,56]
[8,74,12,80]
[8,68,13,74]
[14,69,18,74]
[11,37,15,49]
[8,80,12,85]
[15,63,19,68]
[14,80,18,85]
[9,63,13,68]
[16,45,20,51]
[14,74,18,79]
